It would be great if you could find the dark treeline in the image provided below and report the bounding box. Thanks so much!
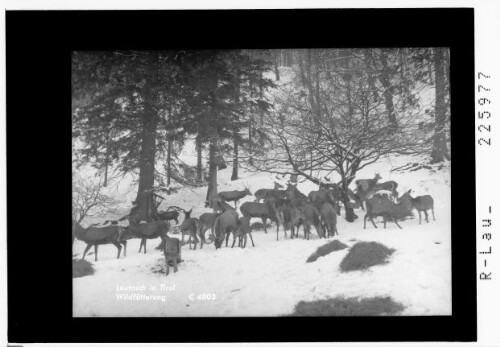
[72,48,450,223]
[72,50,275,221]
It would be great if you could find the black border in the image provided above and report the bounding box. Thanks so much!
[6,9,476,343]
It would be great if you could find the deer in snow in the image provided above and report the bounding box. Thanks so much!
[355,173,382,194]
[179,209,204,250]
[72,221,127,261]
[122,220,170,254]
[231,216,255,248]
[218,185,253,209]
[163,235,181,276]
[364,190,413,229]
[213,209,240,249]
[407,189,435,224]
[239,199,277,233]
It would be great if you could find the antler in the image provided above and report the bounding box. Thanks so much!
[166,206,185,212]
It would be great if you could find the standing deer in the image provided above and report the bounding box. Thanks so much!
[407,190,435,224]
[288,202,325,239]
[355,173,382,193]
[73,222,127,261]
[214,198,236,213]
[123,221,170,254]
[285,184,308,201]
[364,190,413,229]
[290,207,311,239]
[163,236,181,276]
[213,209,240,249]
[273,198,292,240]
[373,181,399,199]
[197,212,219,242]
[218,186,253,209]
[157,210,180,224]
[232,216,255,248]
[180,209,203,250]
[239,199,276,233]
[356,177,399,210]
[254,188,272,202]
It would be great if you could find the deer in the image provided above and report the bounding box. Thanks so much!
[272,198,292,240]
[179,209,203,250]
[287,201,325,239]
[274,181,285,190]
[197,212,219,242]
[407,189,435,224]
[290,207,311,239]
[213,198,236,213]
[318,201,339,237]
[356,174,399,210]
[301,203,326,239]
[122,220,170,254]
[213,209,240,249]
[163,236,181,276]
[254,188,272,202]
[231,216,255,248]
[157,209,180,224]
[364,190,413,229]
[373,181,399,199]
[285,183,308,201]
[355,173,382,193]
[239,199,277,233]
[308,189,332,204]
[254,187,287,202]
[218,185,253,209]
[369,190,394,201]
[73,221,127,261]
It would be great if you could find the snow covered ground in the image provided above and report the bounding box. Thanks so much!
[73,156,451,317]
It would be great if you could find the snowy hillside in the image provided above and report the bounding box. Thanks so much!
[73,156,451,317]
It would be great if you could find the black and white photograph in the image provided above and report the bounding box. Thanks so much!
[71,48,452,317]
[6,5,489,345]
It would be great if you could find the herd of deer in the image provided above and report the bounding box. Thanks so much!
[72,173,435,276]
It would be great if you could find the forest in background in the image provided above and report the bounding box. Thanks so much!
[72,48,450,223]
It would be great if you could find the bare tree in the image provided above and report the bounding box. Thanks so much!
[252,49,429,222]
[72,175,122,223]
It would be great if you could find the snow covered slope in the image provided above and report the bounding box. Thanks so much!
[73,157,451,317]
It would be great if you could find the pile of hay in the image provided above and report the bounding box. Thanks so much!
[339,241,395,272]
[306,240,348,263]
[72,259,95,278]
[289,296,405,316]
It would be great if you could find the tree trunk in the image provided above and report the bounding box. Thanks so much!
[363,50,379,103]
[133,52,160,222]
[273,50,280,81]
[196,135,202,182]
[259,72,264,127]
[232,68,241,181]
[231,134,239,181]
[248,79,254,165]
[430,47,450,163]
[341,181,357,223]
[167,136,172,186]
[207,138,218,208]
[166,106,173,186]
[206,71,220,208]
[103,130,110,187]
[339,162,358,223]
[379,49,398,132]
[134,111,158,221]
